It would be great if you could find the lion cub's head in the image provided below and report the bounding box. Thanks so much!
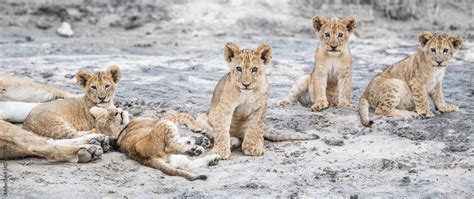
[418,31,462,67]
[90,106,129,138]
[224,42,272,91]
[76,66,121,105]
[312,16,357,55]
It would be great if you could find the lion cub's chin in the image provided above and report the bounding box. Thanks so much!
[240,89,254,93]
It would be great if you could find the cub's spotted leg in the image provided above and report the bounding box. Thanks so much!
[430,82,459,113]
[373,82,417,119]
[279,74,310,105]
[241,107,265,156]
[309,71,329,111]
[169,154,221,170]
[159,120,204,157]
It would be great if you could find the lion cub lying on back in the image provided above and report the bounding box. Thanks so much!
[279,16,357,111]
[196,42,318,160]
[91,107,219,181]
[359,32,462,126]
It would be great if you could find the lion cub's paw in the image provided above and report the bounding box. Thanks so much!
[278,99,291,106]
[311,100,329,112]
[242,145,264,156]
[206,154,221,166]
[437,103,459,113]
[185,146,204,157]
[338,100,351,108]
[194,136,212,148]
[88,134,110,152]
[209,147,231,160]
[77,145,103,163]
[417,111,435,119]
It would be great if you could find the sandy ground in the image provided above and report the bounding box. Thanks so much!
[1,1,474,198]
[1,32,473,198]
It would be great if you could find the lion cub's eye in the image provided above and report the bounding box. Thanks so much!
[91,85,97,90]
[105,84,110,89]
[338,32,344,38]
[115,112,119,116]
[324,32,330,37]
[236,66,242,72]
[252,67,258,73]
[430,48,436,53]
[443,48,448,53]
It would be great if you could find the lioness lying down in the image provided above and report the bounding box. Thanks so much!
[90,107,220,181]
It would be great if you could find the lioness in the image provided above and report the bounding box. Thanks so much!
[359,32,462,127]
[279,16,357,111]
[0,72,81,123]
[89,107,219,181]
[23,66,121,139]
[197,42,318,160]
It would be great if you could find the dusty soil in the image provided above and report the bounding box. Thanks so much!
[0,1,473,198]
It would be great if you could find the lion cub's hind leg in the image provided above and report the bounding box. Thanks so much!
[169,154,221,170]
[159,120,205,157]
[373,79,417,119]
[279,74,311,106]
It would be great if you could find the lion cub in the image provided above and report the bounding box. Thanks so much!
[196,42,318,160]
[279,16,357,111]
[359,32,462,126]
[0,106,129,163]
[90,107,219,181]
[23,66,121,139]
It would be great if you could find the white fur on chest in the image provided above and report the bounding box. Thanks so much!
[324,57,342,77]
[426,68,446,92]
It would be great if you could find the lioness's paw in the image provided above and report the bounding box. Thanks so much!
[209,147,231,160]
[88,134,110,152]
[311,100,329,112]
[77,145,103,163]
[185,146,204,157]
[242,145,264,156]
[207,154,221,166]
[437,104,459,113]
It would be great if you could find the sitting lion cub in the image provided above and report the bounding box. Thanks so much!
[359,32,462,126]
[197,42,318,160]
[279,16,357,111]
[90,107,219,181]
[23,66,121,139]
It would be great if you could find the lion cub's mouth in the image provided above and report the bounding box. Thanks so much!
[327,49,340,52]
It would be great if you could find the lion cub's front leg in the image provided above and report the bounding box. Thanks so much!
[241,107,265,156]
[208,104,233,159]
[309,69,329,111]
[431,83,458,113]
[408,79,434,118]
[338,68,352,107]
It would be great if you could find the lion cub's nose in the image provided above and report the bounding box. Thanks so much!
[98,96,106,101]
[242,83,251,88]
[436,61,443,65]
[330,45,337,50]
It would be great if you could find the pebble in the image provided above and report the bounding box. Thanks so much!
[56,22,74,37]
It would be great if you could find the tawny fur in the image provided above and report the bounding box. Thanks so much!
[23,66,121,139]
[196,42,318,160]
[0,119,106,163]
[92,107,219,181]
[279,16,357,112]
[359,32,462,127]
[0,72,81,103]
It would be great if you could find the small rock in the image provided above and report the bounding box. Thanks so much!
[401,176,410,185]
[323,137,344,146]
[56,22,74,37]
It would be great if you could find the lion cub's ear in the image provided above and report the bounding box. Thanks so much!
[76,69,93,88]
[256,44,272,65]
[312,16,327,33]
[449,34,462,50]
[224,42,240,63]
[106,65,121,84]
[418,31,433,47]
[342,16,357,33]
[90,107,108,118]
